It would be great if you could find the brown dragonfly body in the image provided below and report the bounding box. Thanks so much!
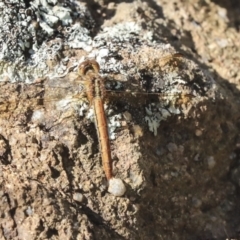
[78,60,112,180]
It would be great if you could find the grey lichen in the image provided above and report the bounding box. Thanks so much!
[0,0,93,82]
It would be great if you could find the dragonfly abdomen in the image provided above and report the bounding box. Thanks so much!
[93,97,112,180]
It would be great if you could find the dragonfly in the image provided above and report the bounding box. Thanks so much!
[0,53,197,194]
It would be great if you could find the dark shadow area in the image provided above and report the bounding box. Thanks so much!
[210,0,240,31]
[23,0,32,8]
[81,0,136,35]
[143,0,240,101]
[99,0,240,239]
[80,0,115,35]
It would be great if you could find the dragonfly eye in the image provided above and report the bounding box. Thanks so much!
[78,60,100,75]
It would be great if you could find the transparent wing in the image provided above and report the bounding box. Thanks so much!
[0,53,201,130]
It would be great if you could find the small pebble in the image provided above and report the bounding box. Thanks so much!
[167,142,178,152]
[195,129,202,137]
[192,197,202,208]
[123,111,132,121]
[194,153,200,162]
[207,156,216,169]
[108,178,126,196]
[73,193,84,202]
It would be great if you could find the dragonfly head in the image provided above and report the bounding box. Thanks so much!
[78,59,100,76]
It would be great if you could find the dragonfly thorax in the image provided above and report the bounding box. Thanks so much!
[79,59,106,102]
[84,72,106,102]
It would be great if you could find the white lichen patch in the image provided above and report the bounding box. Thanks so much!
[55,97,88,116]
[94,22,152,45]
[145,115,161,137]
[67,23,93,51]
[86,104,122,140]
[108,114,122,140]
[55,98,77,111]
[88,21,153,74]
[78,102,89,117]
[160,108,172,119]
[108,178,126,197]
[145,103,181,136]
[86,107,94,121]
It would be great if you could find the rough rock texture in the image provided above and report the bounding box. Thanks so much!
[0,0,240,240]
